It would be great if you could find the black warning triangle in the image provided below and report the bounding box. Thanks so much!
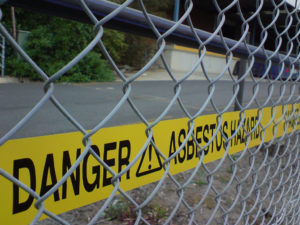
[136,139,162,177]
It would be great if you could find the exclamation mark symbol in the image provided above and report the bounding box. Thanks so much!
[148,144,152,170]
[136,138,162,177]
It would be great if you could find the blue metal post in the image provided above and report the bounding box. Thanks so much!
[173,0,180,21]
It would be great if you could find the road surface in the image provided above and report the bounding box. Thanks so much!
[0,80,297,139]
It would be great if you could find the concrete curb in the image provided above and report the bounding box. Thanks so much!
[0,76,20,84]
[1,71,266,83]
[121,70,264,82]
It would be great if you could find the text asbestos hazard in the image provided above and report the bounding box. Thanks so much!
[0,104,299,225]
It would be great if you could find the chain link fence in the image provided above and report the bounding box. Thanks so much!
[0,0,300,224]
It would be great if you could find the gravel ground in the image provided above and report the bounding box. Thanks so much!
[38,136,299,225]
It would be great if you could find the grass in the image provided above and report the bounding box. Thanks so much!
[151,205,168,219]
[195,180,208,186]
[231,153,240,161]
[226,167,233,174]
[194,168,208,186]
[103,198,135,221]
[218,175,231,184]
[104,198,168,223]
[143,203,169,224]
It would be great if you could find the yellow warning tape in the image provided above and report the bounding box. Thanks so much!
[0,104,299,224]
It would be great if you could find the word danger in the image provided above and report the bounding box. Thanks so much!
[12,141,131,214]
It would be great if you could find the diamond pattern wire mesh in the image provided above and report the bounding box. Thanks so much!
[0,0,300,224]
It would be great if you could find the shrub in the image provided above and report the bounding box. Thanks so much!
[4,8,128,82]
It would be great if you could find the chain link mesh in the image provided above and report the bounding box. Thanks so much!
[0,0,300,224]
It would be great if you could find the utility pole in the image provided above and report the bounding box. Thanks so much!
[11,6,16,40]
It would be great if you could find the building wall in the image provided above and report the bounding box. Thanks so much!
[158,45,238,76]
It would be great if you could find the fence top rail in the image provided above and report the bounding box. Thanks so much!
[6,0,300,65]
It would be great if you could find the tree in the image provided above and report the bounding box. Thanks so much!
[2,6,128,82]
[108,0,175,68]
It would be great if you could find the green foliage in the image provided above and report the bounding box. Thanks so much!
[60,52,115,82]
[138,0,174,18]
[108,0,175,67]
[194,168,208,186]
[226,167,233,174]
[121,34,155,68]
[103,29,128,62]
[146,204,168,222]
[3,0,175,80]
[230,153,240,161]
[3,6,128,82]
[218,175,231,184]
[103,199,135,221]
[154,205,168,219]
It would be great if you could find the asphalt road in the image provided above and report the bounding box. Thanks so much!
[0,80,297,139]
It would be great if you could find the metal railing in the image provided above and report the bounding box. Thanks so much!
[0,0,299,224]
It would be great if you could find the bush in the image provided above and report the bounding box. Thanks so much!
[60,52,115,82]
[120,34,156,69]
[103,29,128,63]
[4,8,128,82]
[7,46,114,82]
